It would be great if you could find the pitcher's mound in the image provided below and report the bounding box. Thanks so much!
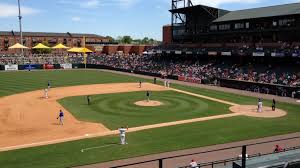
[134,100,163,107]
[229,105,287,118]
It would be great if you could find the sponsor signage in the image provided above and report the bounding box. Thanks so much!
[221,52,232,56]
[292,53,300,57]
[156,50,162,54]
[208,51,218,56]
[43,64,54,70]
[175,50,182,54]
[61,63,73,69]
[178,76,201,84]
[271,52,285,57]
[5,64,18,71]
[253,52,265,57]
[186,51,193,55]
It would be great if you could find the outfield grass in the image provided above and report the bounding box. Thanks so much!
[0,70,141,97]
[0,70,299,168]
[59,91,230,129]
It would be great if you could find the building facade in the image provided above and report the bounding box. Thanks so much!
[164,3,300,45]
[0,31,110,54]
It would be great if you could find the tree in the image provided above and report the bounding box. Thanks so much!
[105,36,115,43]
[141,37,149,44]
[122,36,133,44]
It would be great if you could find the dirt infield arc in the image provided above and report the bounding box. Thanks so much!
[0,83,287,151]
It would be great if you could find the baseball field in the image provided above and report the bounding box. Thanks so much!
[0,70,299,168]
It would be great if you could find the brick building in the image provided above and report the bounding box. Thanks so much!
[0,31,153,55]
[0,31,110,54]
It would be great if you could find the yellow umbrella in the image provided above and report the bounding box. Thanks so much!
[52,43,69,49]
[67,47,93,53]
[32,43,50,49]
[9,43,28,49]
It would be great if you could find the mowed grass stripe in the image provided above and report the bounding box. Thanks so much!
[59,91,230,129]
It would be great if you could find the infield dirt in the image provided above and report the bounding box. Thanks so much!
[0,83,167,149]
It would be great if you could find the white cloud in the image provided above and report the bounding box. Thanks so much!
[71,16,81,22]
[58,0,138,9]
[191,0,259,7]
[0,3,39,17]
[80,0,100,8]
[118,0,138,8]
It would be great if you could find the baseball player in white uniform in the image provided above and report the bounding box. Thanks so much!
[167,80,170,88]
[257,98,263,113]
[44,88,48,99]
[119,126,128,145]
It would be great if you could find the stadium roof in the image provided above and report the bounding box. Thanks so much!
[0,31,104,38]
[169,4,229,14]
[213,2,300,22]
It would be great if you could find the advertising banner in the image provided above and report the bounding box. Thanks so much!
[253,52,265,57]
[175,51,182,54]
[292,53,300,57]
[178,76,202,84]
[24,64,35,70]
[221,52,232,56]
[61,63,73,69]
[43,64,54,70]
[208,51,218,56]
[271,52,285,57]
[5,64,18,71]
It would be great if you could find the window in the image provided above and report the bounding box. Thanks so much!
[210,25,218,31]
[234,23,244,29]
[219,24,230,30]
[278,19,295,26]
[273,21,277,26]
[246,22,250,29]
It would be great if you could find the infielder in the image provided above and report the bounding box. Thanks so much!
[272,99,276,111]
[47,81,51,89]
[146,91,150,102]
[139,80,142,88]
[164,80,167,87]
[167,80,170,88]
[257,98,263,113]
[44,88,48,99]
[57,110,64,125]
[87,95,91,105]
[118,126,128,145]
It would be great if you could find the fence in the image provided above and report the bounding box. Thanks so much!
[108,136,300,168]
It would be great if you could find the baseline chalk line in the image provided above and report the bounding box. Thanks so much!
[81,144,118,152]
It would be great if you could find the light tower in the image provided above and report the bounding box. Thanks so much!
[18,0,23,55]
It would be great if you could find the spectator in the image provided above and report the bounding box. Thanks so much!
[274,145,283,153]
[189,159,199,168]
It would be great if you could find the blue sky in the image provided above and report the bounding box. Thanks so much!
[0,0,299,40]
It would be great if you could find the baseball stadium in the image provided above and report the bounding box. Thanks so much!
[0,0,300,168]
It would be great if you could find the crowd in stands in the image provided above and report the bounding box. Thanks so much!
[87,54,300,87]
[1,53,300,88]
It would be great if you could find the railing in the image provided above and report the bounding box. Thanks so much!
[108,136,300,168]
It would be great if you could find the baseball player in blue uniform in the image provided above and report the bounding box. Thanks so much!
[57,110,64,125]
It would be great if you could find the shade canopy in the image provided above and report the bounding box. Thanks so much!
[9,43,28,49]
[67,47,93,53]
[52,43,69,49]
[32,43,50,49]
